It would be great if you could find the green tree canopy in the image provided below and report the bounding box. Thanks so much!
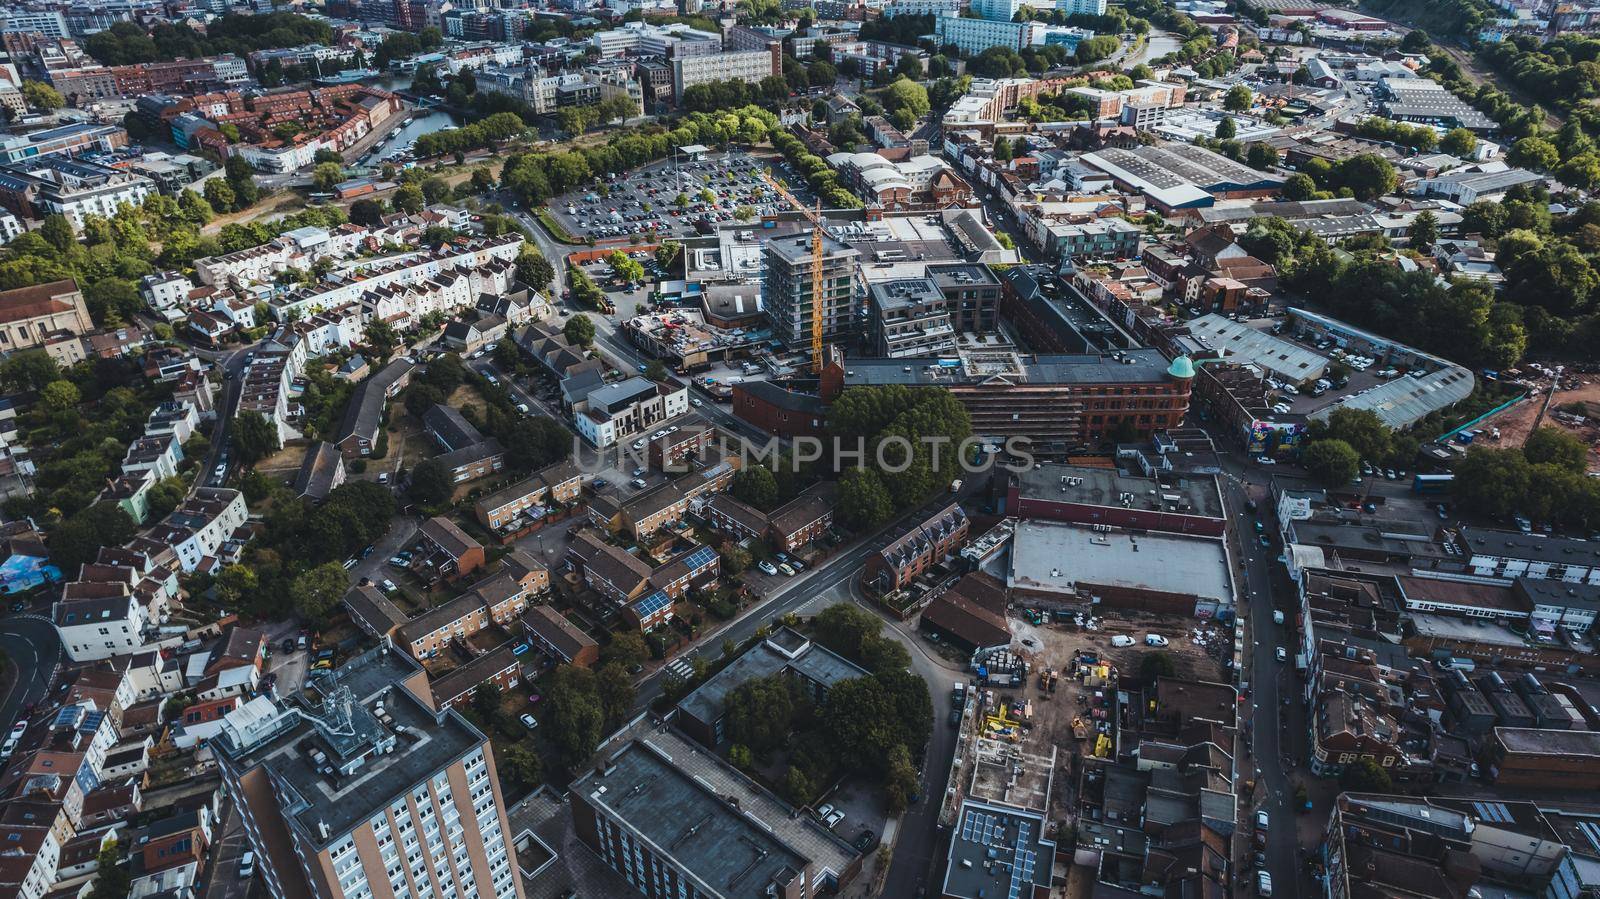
[1302,439,1361,487]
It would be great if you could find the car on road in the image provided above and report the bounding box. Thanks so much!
[1255,456,1276,465]
[1144,634,1169,647]
[1256,871,1272,897]
[1258,535,1271,548]
[1275,646,1288,663]
[8,600,24,613]
[690,398,704,407]
[758,560,779,576]
[1110,635,1136,647]
[949,708,961,726]
[1256,810,1269,831]
[520,713,538,730]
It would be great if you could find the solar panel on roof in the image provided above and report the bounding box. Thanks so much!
[681,545,717,571]
[633,590,671,618]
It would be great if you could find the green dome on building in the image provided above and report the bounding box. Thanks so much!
[1167,355,1195,379]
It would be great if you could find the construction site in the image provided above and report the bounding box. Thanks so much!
[936,603,1238,899]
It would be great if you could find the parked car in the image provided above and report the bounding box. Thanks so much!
[758,560,779,576]
[824,810,845,828]
[778,562,796,576]
[1144,634,1169,647]
[1111,635,1136,647]
[520,713,538,730]
[1257,871,1272,897]
[1275,646,1287,663]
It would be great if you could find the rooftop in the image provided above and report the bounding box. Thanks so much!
[1013,462,1225,521]
[1008,519,1232,604]
[677,628,867,728]
[573,739,810,896]
[1462,528,1600,568]
[941,800,1054,899]
[840,348,1174,387]
[212,646,483,849]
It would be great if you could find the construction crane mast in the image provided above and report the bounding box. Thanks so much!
[762,172,826,373]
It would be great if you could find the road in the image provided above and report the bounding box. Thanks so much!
[0,615,63,732]
[200,346,254,488]
[1217,452,1305,898]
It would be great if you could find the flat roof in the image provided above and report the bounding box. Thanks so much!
[1014,462,1225,521]
[1396,575,1526,613]
[941,799,1054,899]
[1313,366,1475,429]
[841,348,1173,387]
[677,629,866,727]
[1463,527,1600,568]
[213,647,483,849]
[1495,726,1600,757]
[573,740,809,895]
[1008,519,1231,603]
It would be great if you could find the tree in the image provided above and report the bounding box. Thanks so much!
[1340,756,1394,792]
[992,135,1013,163]
[1224,84,1252,112]
[0,350,57,392]
[39,214,75,252]
[731,466,779,510]
[1408,210,1439,250]
[1302,439,1361,487]
[408,458,452,505]
[516,246,554,291]
[350,198,386,226]
[596,662,636,728]
[837,467,894,528]
[498,744,543,795]
[719,544,752,575]
[204,178,237,213]
[215,563,262,609]
[21,80,63,111]
[392,183,425,214]
[1524,426,1589,473]
[233,411,280,465]
[1215,116,1237,140]
[1400,28,1431,52]
[1246,142,1279,171]
[655,241,682,271]
[884,77,930,120]
[40,379,80,412]
[1510,136,1560,171]
[363,319,399,361]
[547,665,606,766]
[1284,172,1318,201]
[1441,127,1477,158]
[312,161,345,191]
[724,675,795,756]
[603,629,648,667]
[563,313,595,347]
[420,353,465,393]
[1334,153,1398,201]
[87,839,129,899]
[50,504,136,572]
[812,603,884,663]
[290,562,348,624]
[884,743,919,813]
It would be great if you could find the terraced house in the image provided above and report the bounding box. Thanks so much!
[397,551,548,659]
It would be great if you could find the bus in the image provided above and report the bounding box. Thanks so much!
[1412,473,1455,494]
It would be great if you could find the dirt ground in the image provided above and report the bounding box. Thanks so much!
[256,443,310,484]
[1476,375,1600,471]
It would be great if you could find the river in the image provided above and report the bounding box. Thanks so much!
[359,73,465,165]
[1129,29,1183,67]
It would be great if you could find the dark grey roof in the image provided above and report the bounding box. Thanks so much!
[422,404,484,452]
[1464,527,1600,568]
[292,441,344,501]
[335,358,415,445]
[678,628,866,727]
[840,349,1173,387]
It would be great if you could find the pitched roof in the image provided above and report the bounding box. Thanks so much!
[522,605,597,663]
[0,279,80,326]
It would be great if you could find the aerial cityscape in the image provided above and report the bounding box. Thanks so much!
[0,0,1597,896]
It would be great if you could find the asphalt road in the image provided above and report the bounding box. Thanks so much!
[1218,452,1306,897]
[0,615,63,732]
[205,347,255,487]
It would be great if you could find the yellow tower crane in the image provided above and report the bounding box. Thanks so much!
[762,172,826,373]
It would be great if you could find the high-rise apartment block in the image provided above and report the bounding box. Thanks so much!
[213,646,524,899]
[763,232,861,349]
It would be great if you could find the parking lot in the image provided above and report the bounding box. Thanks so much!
[1221,315,1427,422]
[547,150,813,242]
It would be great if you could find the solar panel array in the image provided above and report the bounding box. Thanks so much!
[680,545,718,571]
[633,589,672,618]
[959,808,1038,899]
